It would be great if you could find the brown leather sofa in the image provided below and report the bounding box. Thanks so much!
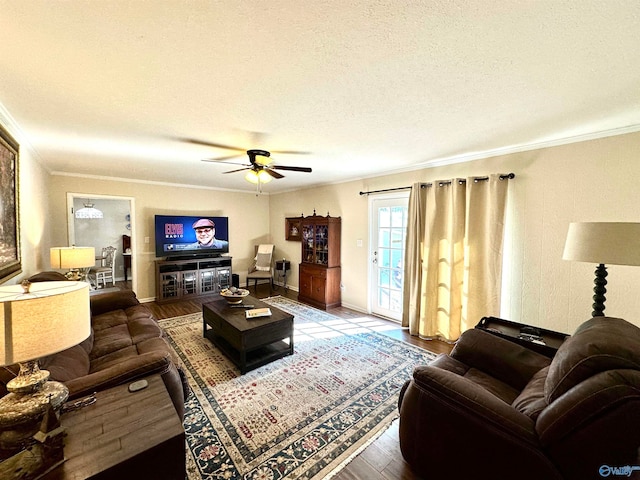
[0,275,189,420]
[398,316,640,480]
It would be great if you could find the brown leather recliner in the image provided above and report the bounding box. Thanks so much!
[398,316,640,480]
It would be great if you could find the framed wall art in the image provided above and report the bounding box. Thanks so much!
[285,216,302,241]
[0,124,20,283]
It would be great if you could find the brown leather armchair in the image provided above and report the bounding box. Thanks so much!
[398,316,640,480]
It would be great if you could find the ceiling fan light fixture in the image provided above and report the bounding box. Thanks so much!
[245,169,272,184]
[258,170,273,183]
[254,155,271,167]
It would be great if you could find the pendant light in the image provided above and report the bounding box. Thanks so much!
[75,200,103,219]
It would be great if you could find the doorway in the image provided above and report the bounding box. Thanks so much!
[368,192,409,321]
[67,193,136,292]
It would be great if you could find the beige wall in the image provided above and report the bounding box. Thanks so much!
[0,112,52,284]
[47,176,271,300]
[7,104,640,336]
[271,130,640,334]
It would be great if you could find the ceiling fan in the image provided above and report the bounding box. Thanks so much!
[179,137,312,184]
[206,149,312,184]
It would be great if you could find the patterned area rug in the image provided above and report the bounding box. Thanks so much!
[159,296,436,480]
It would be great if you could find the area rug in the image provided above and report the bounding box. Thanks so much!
[159,297,436,480]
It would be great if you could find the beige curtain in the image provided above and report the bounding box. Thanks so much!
[402,174,509,341]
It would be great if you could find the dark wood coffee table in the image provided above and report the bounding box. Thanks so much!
[202,295,294,374]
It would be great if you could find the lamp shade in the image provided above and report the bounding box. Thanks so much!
[50,246,96,269]
[75,200,103,219]
[563,222,640,266]
[0,281,91,366]
[245,169,272,184]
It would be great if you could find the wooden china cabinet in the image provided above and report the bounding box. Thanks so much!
[298,211,341,310]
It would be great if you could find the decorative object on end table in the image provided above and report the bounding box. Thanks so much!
[563,222,640,317]
[0,280,90,479]
[50,245,96,282]
[0,123,21,283]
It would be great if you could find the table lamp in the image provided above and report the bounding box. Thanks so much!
[0,280,90,475]
[562,222,640,317]
[50,246,96,281]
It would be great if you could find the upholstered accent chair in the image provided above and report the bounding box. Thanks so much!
[246,244,274,293]
[398,316,640,480]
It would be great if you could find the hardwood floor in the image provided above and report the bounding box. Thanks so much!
[136,283,452,480]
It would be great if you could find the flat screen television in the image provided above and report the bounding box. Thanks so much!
[154,215,229,258]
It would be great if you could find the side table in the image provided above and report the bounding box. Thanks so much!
[123,252,132,282]
[42,374,185,480]
[475,316,569,358]
[275,259,291,290]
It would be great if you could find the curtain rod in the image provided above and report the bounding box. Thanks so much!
[359,173,515,196]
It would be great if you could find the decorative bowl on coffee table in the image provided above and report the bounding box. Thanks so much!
[220,288,250,304]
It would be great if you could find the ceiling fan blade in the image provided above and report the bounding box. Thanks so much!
[264,168,284,179]
[179,137,247,152]
[270,150,312,155]
[271,165,313,173]
[223,167,251,174]
[201,155,245,163]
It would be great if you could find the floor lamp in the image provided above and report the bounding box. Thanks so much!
[563,222,640,317]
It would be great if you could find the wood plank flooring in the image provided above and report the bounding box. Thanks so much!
[138,283,452,480]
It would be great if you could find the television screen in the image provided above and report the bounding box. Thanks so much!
[155,215,229,258]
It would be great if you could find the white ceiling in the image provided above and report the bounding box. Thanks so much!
[1,1,640,193]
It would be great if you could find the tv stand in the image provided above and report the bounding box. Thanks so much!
[155,256,232,303]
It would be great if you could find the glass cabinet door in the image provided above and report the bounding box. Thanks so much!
[302,222,332,265]
[182,271,198,296]
[302,224,315,263]
[160,272,180,299]
[315,224,328,265]
[199,269,217,294]
[217,267,231,290]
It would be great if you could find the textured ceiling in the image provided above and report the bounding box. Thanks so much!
[1,1,639,193]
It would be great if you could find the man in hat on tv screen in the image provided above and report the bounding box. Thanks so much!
[190,218,228,249]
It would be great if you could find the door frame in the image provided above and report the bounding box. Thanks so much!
[367,190,410,320]
[66,192,137,294]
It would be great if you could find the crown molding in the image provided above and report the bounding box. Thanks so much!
[50,170,268,195]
